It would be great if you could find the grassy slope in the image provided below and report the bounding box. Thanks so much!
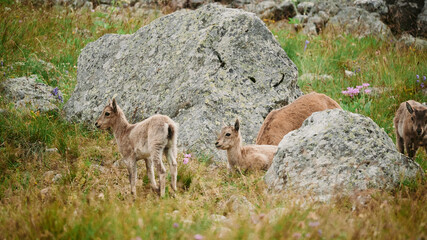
[0,3,426,239]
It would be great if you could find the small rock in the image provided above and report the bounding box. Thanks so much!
[98,192,105,200]
[40,187,50,199]
[398,33,427,50]
[222,195,255,214]
[302,22,317,36]
[53,173,63,183]
[45,148,58,153]
[43,171,55,183]
[297,1,314,15]
[345,70,355,77]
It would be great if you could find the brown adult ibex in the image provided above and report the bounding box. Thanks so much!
[256,92,341,145]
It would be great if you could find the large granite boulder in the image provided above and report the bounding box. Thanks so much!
[64,4,301,159]
[1,75,63,112]
[265,109,424,202]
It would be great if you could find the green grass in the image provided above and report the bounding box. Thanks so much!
[0,2,427,239]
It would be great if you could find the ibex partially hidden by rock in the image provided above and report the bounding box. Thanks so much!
[394,100,427,158]
[95,98,178,197]
[215,119,278,172]
[256,92,341,145]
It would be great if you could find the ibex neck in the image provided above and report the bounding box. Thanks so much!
[227,141,242,167]
[112,113,130,140]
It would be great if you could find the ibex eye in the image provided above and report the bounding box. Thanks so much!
[105,112,110,116]
[225,133,231,136]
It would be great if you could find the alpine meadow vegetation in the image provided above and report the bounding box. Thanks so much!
[0,2,426,239]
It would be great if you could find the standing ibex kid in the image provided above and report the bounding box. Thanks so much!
[95,98,178,197]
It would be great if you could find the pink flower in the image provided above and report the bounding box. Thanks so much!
[185,154,191,158]
[194,234,204,240]
[362,83,370,87]
[173,223,179,228]
[364,89,371,94]
[356,85,363,89]
[183,158,189,164]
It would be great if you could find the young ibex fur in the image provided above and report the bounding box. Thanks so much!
[256,92,341,145]
[95,98,178,197]
[394,100,427,158]
[215,119,278,171]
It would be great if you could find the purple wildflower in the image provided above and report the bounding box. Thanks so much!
[421,83,425,88]
[304,40,310,52]
[173,223,179,228]
[417,80,420,83]
[1,61,3,67]
[364,89,371,94]
[416,75,420,79]
[185,154,191,158]
[52,87,58,96]
[424,76,426,81]
[356,85,363,89]
[58,95,63,102]
[318,229,323,236]
[183,158,189,164]
[194,234,204,240]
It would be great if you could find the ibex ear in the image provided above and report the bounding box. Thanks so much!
[234,118,240,132]
[112,98,118,113]
[108,98,112,106]
[406,102,414,114]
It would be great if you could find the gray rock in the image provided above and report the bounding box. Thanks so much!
[53,173,63,183]
[311,1,342,17]
[221,195,256,214]
[398,33,427,50]
[43,171,55,183]
[64,4,301,160]
[302,22,317,35]
[1,75,63,112]
[265,109,424,202]
[317,10,329,23]
[307,15,324,33]
[73,0,86,8]
[345,70,356,77]
[354,0,388,15]
[243,1,277,19]
[297,1,314,15]
[327,7,393,39]
[293,14,308,24]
